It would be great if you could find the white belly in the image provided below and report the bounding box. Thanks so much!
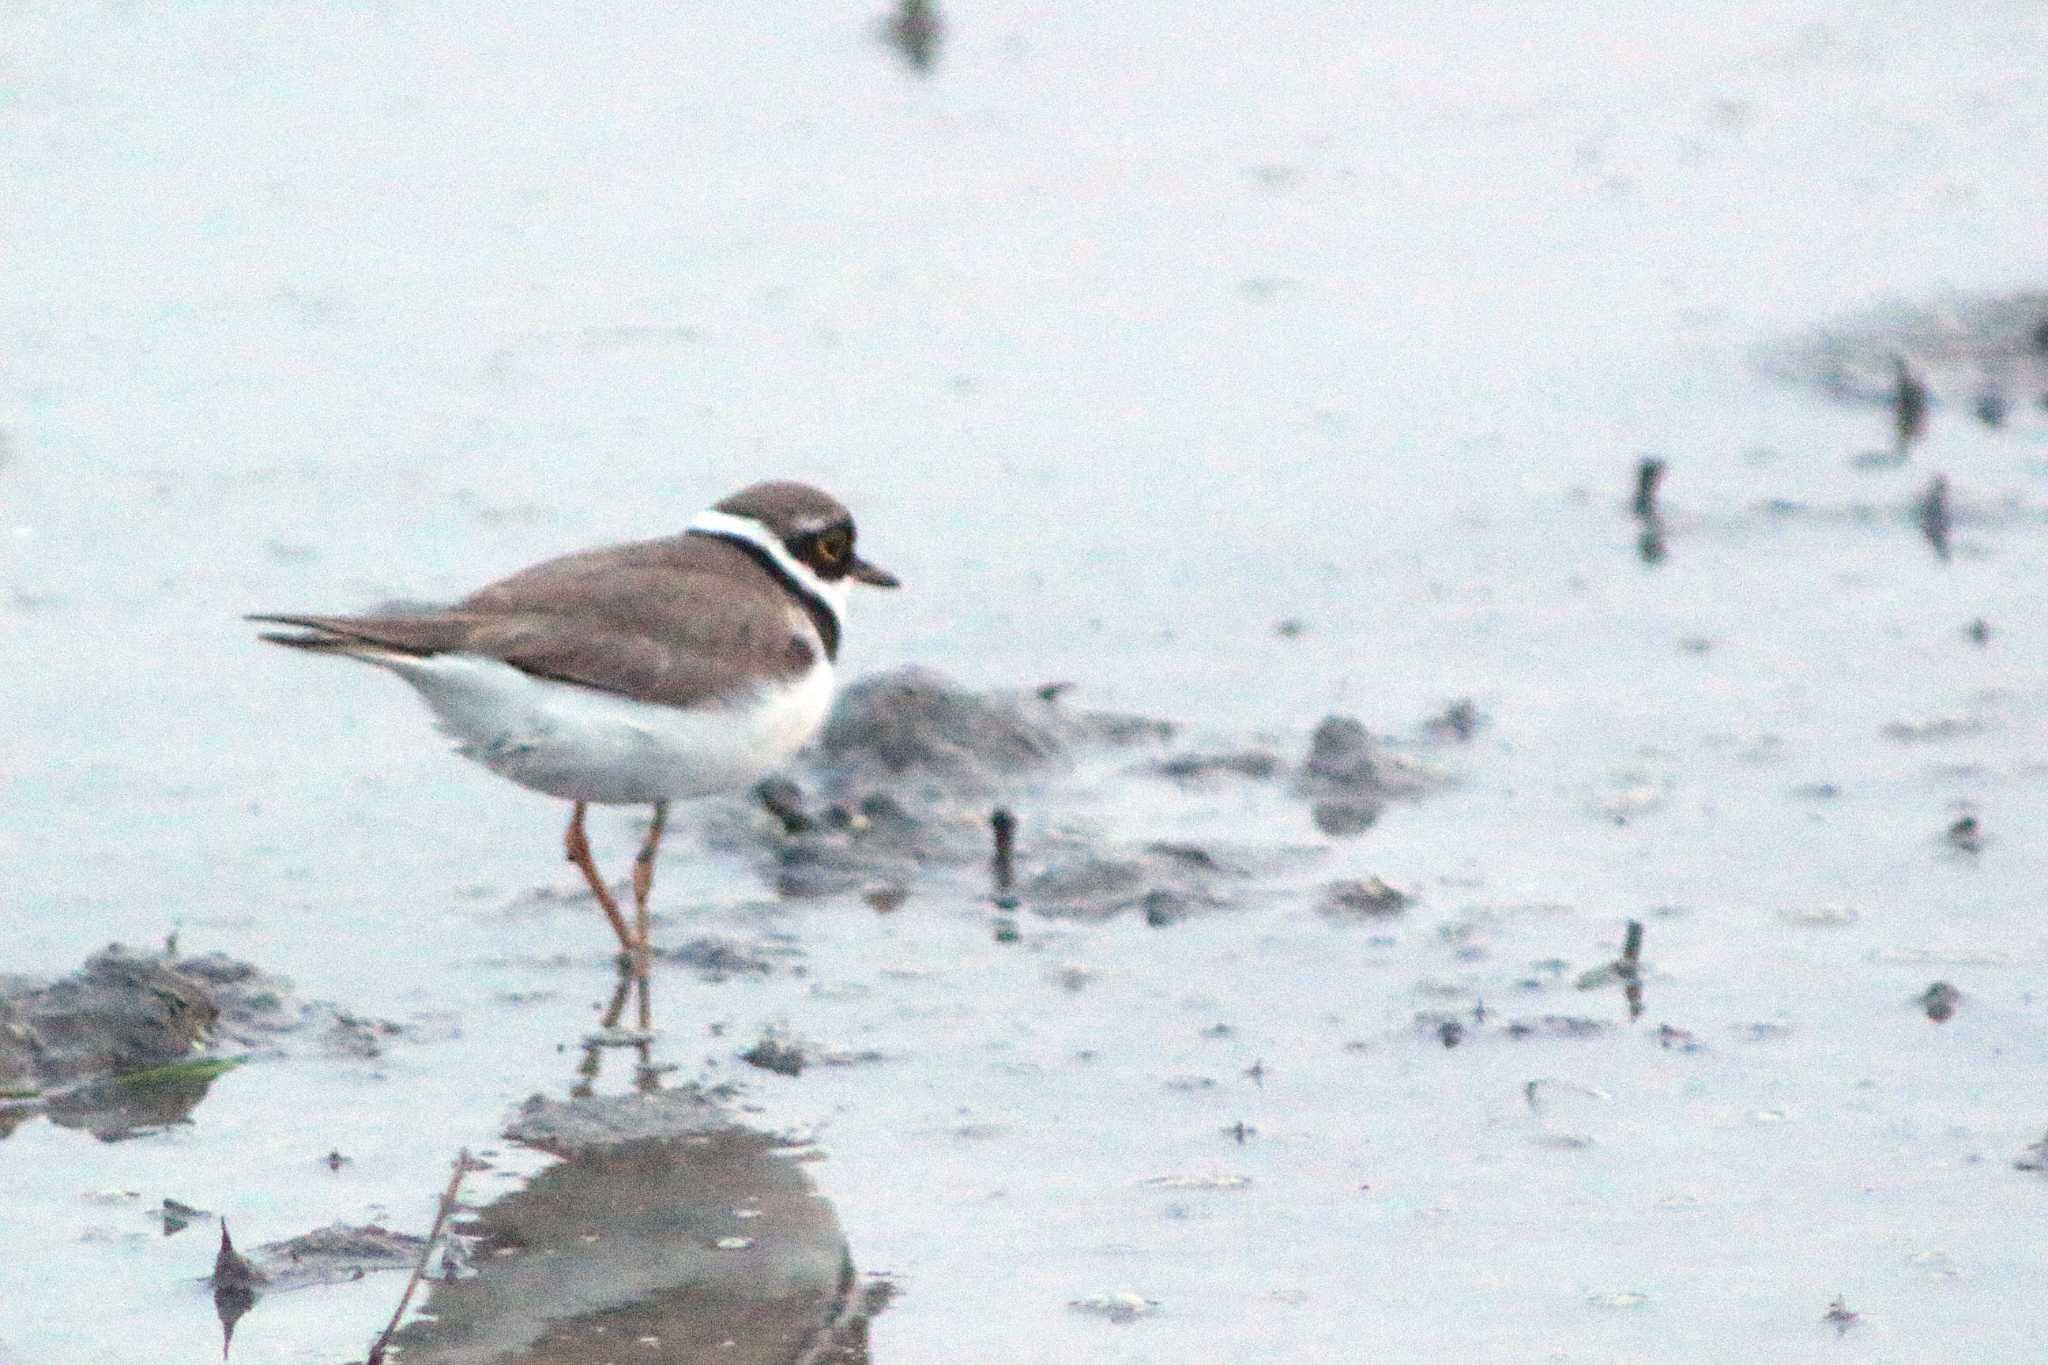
[378,653,835,805]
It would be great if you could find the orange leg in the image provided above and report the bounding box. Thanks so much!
[564,802,635,957]
[629,801,669,1032]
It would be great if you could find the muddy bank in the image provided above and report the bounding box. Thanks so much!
[704,666,1449,917]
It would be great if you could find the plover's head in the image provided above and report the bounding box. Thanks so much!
[696,481,899,589]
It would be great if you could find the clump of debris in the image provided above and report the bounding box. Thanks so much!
[706,667,1452,924]
[0,945,429,1139]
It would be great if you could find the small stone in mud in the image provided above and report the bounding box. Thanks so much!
[323,1149,351,1171]
[661,936,779,979]
[1914,473,1952,561]
[1301,716,1378,792]
[1438,1019,1464,1048]
[1274,617,1306,638]
[1946,815,1983,855]
[864,885,908,913]
[741,1030,807,1077]
[1148,750,1280,783]
[1974,391,2008,427]
[1068,1291,1159,1324]
[1824,1295,1860,1336]
[1882,715,1983,744]
[1022,854,1144,911]
[1423,698,1483,742]
[1920,982,1962,1023]
[2016,1133,2048,1173]
[1965,617,1991,645]
[1318,877,1412,919]
[1655,1024,1701,1052]
[756,777,813,834]
[155,1197,209,1236]
[1136,1173,1251,1191]
[1505,1015,1609,1040]
[1142,889,1189,927]
[1312,799,1382,836]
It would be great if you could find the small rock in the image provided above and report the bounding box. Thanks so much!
[1920,982,1961,1023]
[1141,889,1189,927]
[1300,716,1378,793]
[661,937,780,979]
[1423,699,1483,742]
[1136,1174,1252,1192]
[1148,751,1280,783]
[1504,1016,1608,1040]
[1946,815,1983,855]
[2016,1133,2048,1173]
[1068,1291,1158,1324]
[1655,1025,1701,1052]
[1317,877,1412,920]
[157,1197,210,1236]
[755,778,812,834]
[740,1029,807,1077]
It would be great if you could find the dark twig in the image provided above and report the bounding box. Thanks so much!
[1631,458,1668,565]
[990,808,1017,908]
[1915,474,1951,561]
[1892,355,1927,455]
[1631,458,1666,518]
[366,1150,476,1365]
[1618,919,1644,1021]
[883,0,944,73]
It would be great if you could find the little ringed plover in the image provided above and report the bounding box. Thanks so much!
[250,480,898,976]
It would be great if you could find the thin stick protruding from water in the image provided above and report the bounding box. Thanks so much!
[1619,919,1644,1021]
[990,807,1017,897]
[1631,458,1665,518]
[366,1149,476,1365]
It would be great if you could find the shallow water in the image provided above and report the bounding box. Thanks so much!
[5,1,2048,1361]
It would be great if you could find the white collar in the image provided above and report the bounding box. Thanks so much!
[686,507,851,628]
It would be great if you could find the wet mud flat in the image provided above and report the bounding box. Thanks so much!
[1,946,442,1142]
[8,2,2048,1360]
[5,669,1455,1362]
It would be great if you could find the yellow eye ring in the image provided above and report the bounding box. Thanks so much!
[818,529,852,563]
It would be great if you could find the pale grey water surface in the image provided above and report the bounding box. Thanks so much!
[5,2,2048,1361]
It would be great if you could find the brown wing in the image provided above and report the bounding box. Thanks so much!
[251,535,818,708]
